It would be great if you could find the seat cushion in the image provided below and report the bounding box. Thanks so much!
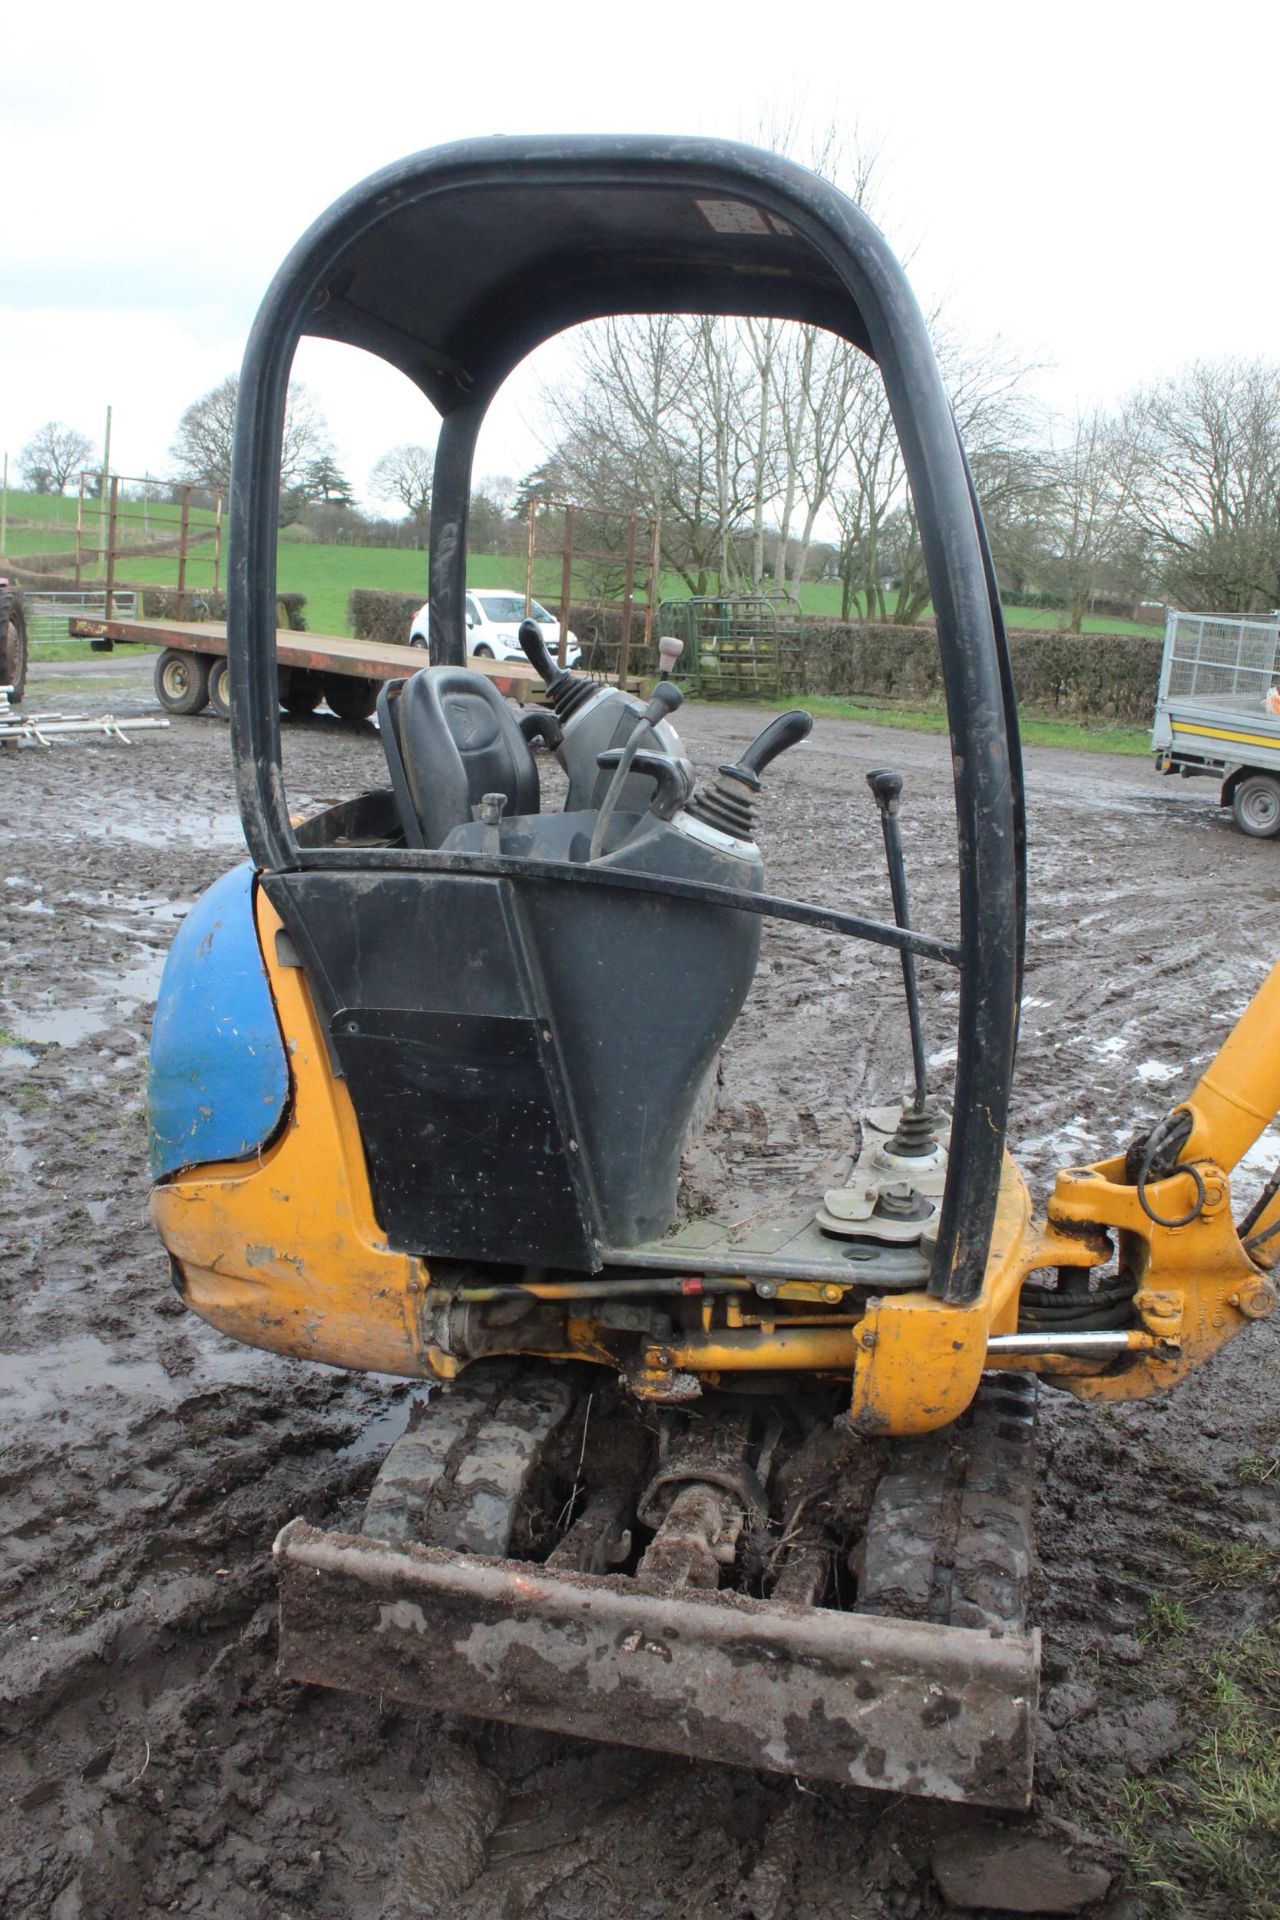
[394,666,539,849]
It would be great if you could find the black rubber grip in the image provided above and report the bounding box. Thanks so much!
[643,680,684,727]
[867,768,904,811]
[518,617,563,684]
[737,709,813,777]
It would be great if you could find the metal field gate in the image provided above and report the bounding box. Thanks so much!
[657,592,804,697]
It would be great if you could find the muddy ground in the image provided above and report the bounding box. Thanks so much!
[2,654,1277,1919]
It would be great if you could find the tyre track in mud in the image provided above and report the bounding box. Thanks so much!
[1,661,1277,1917]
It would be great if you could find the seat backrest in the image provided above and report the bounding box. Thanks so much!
[382,666,539,849]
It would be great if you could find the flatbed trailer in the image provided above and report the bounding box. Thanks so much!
[1153,608,1280,838]
[69,614,542,724]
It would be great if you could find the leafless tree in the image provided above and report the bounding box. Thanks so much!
[539,315,742,593]
[18,421,95,494]
[529,120,1046,619]
[830,355,906,619]
[885,330,1045,625]
[170,376,332,518]
[369,444,436,525]
[1030,409,1146,630]
[1124,358,1280,611]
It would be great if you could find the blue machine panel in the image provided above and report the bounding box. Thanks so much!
[148,863,290,1180]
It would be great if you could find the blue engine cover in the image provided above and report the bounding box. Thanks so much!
[148,863,290,1180]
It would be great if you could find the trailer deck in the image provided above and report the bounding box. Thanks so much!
[69,614,541,695]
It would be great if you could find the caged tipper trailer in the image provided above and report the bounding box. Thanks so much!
[1153,608,1280,837]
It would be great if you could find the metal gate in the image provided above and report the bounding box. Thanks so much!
[23,588,139,651]
[657,592,804,697]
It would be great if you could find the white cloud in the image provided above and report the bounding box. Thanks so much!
[5,0,1279,498]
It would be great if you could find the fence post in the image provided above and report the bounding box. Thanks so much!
[558,506,575,669]
[176,488,191,620]
[525,500,537,617]
[642,518,661,668]
[617,514,638,689]
[104,477,120,620]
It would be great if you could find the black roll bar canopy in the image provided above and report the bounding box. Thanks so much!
[227,133,1025,1304]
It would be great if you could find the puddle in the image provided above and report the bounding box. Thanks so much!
[0,1127,36,1176]
[13,951,167,1049]
[1238,1125,1280,1180]
[93,811,246,851]
[0,1325,287,1422]
[11,1006,108,1048]
[0,1336,179,1418]
[338,1391,417,1461]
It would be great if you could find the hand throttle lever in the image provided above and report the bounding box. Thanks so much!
[866,769,929,1118]
[588,679,685,860]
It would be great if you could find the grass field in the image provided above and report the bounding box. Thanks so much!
[4,487,1163,640]
[2,487,222,563]
[795,692,1151,755]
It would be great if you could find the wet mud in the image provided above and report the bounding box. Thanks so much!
[2,655,1278,1917]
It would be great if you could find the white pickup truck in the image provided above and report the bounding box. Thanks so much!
[1153,609,1280,837]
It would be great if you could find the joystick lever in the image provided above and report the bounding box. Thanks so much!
[656,635,683,681]
[518,617,595,723]
[685,709,813,843]
[518,616,564,686]
[866,769,932,1133]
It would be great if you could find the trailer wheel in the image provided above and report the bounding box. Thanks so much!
[155,648,211,715]
[208,657,232,721]
[280,670,324,715]
[1232,774,1280,839]
[0,587,28,704]
[322,674,379,723]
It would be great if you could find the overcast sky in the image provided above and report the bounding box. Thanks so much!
[5,0,1278,509]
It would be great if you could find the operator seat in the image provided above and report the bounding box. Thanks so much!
[378,667,540,849]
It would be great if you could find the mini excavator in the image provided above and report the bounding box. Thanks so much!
[147,137,1280,1809]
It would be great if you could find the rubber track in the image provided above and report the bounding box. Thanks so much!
[362,1363,577,1557]
[859,1373,1037,1633]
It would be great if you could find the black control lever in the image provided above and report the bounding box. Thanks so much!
[588,681,686,859]
[866,769,929,1119]
[518,617,565,686]
[641,679,683,728]
[737,709,813,780]
[685,709,813,842]
[517,708,563,752]
[518,617,595,723]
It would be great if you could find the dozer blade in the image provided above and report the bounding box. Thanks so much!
[274,1517,1039,1808]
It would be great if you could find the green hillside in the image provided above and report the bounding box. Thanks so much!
[3,488,1161,639]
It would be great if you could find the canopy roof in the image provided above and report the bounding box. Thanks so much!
[288,136,880,411]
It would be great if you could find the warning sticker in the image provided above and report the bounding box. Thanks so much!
[695,199,771,235]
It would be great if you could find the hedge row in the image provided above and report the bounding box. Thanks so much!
[6,571,309,634]
[801,621,1163,724]
[345,589,1163,724]
[348,589,421,645]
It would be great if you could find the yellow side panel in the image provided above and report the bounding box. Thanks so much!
[848,1156,1033,1435]
[152,888,430,1377]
